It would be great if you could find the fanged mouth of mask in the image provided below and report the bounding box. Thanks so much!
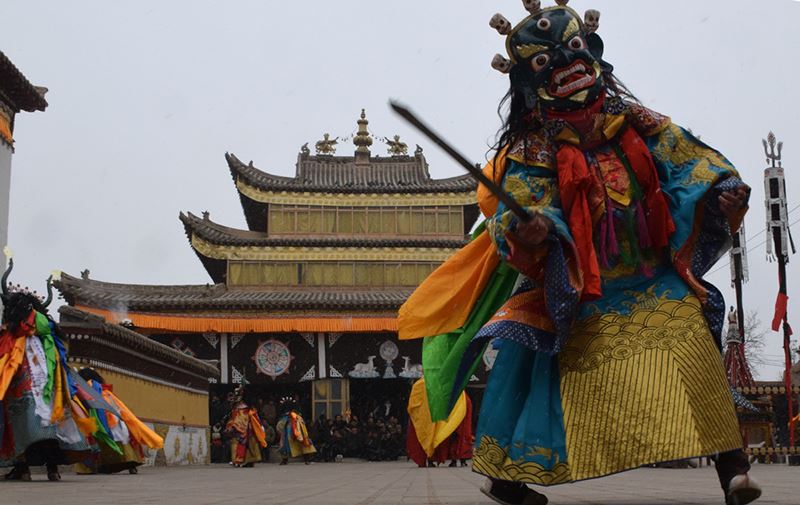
[547,60,597,98]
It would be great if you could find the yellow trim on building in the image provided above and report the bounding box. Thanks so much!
[191,235,459,262]
[236,178,476,207]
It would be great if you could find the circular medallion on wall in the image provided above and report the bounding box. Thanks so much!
[253,339,292,380]
[379,340,399,363]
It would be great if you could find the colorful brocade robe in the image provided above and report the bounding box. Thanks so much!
[226,403,267,465]
[277,410,316,458]
[399,95,746,485]
[0,311,91,466]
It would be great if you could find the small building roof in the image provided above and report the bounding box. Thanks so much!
[59,305,218,388]
[55,272,411,313]
[0,51,48,112]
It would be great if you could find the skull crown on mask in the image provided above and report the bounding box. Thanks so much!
[490,1,610,113]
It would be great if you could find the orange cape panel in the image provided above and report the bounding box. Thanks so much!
[250,409,267,448]
[0,334,26,400]
[398,231,499,341]
[477,152,505,218]
[105,391,164,449]
[399,154,506,341]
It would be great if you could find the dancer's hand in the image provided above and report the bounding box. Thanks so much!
[719,185,749,220]
[512,212,553,248]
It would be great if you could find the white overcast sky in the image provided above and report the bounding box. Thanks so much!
[2,0,799,378]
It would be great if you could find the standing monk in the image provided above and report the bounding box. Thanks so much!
[399,2,758,504]
[225,386,267,468]
[276,396,316,465]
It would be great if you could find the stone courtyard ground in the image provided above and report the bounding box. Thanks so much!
[0,460,796,505]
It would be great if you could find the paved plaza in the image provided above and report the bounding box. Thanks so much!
[0,461,796,505]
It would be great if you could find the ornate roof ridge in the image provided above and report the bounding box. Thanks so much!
[179,211,469,249]
[226,151,476,194]
[55,271,224,295]
[58,305,219,378]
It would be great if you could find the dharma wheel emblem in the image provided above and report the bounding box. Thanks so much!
[254,339,292,380]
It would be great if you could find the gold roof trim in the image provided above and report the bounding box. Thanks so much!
[236,178,477,207]
[191,235,459,262]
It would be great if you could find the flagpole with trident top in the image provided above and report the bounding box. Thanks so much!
[763,131,796,447]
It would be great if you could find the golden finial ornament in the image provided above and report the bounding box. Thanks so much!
[385,135,408,156]
[315,133,338,155]
[353,109,373,153]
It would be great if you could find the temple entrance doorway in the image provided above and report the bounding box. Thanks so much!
[349,378,413,425]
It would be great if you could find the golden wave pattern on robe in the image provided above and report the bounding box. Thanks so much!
[471,294,741,485]
[560,294,741,481]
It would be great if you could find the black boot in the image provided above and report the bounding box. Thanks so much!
[713,449,761,505]
[4,463,31,481]
[46,463,61,482]
[479,478,548,505]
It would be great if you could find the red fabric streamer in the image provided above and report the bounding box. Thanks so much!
[548,96,675,301]
[555,143,602,300]
[772,293,789,331]
[616,127,675,248]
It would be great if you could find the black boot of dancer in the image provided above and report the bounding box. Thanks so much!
[479,478,548,505]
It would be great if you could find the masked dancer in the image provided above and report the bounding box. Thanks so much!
[0,260,91,481]
[276,396,315,465]
[225,385,267,468]
[399,2,757,504]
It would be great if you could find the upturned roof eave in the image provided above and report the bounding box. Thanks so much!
[0,51,48,112]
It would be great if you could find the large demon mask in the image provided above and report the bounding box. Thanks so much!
[491,1,610,113]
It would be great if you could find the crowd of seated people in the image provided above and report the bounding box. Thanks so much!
[310,414,405,462]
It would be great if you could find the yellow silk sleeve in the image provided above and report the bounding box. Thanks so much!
[407,378,466,457]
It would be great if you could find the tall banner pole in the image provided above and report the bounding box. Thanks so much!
[726,223,754,387]
[763,132,796,447]
[730,225,748,343]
